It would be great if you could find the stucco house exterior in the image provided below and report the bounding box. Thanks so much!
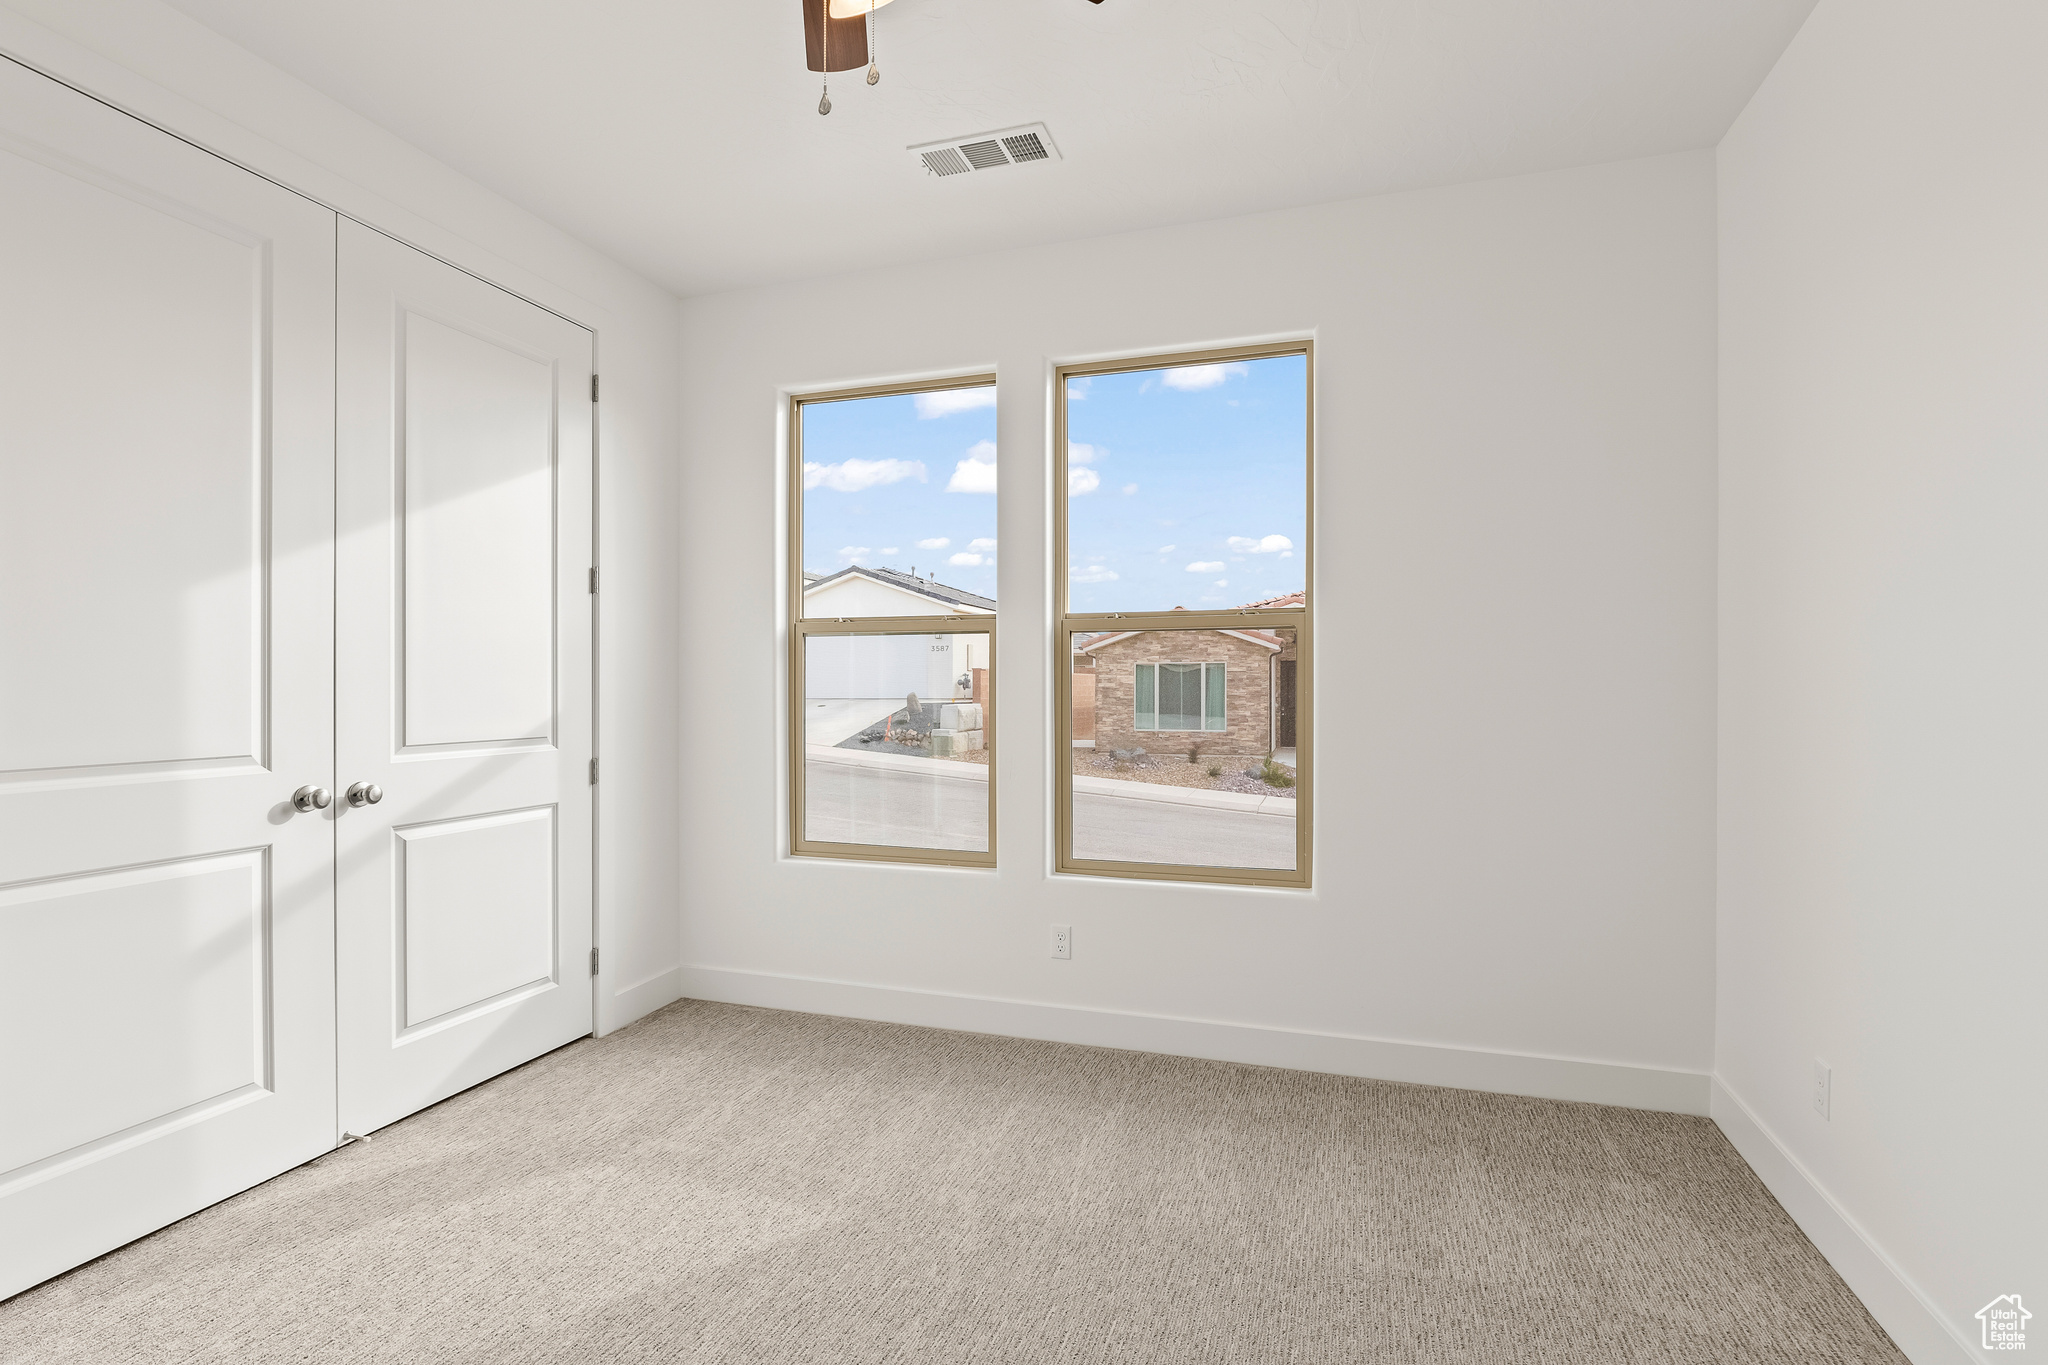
[802,566,994,703]
[804,565,995,620]
[1076,595,1300,755]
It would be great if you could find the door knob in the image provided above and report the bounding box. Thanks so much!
[346,782,383,808]
[292,785,331,812]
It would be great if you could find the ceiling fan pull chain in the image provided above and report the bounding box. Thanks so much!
[867,0,880,84]
[819,0,833,114]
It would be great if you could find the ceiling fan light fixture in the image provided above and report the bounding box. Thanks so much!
[826,0,893,17]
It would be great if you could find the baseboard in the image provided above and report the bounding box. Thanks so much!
[676,965,1711,1114]
[1710,1079,1976,1365]
[599,966,684,1036]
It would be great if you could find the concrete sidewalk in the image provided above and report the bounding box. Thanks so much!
[806,745,987,781]
[1072,773,1297,819]
[812,745,1295,818]
[804,699,903,747]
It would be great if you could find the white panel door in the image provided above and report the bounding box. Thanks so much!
[0,58,336,1297]
[335,221,593,1136]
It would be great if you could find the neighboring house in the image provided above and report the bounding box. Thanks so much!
[804,565,995,618]
[802,566,994,702]
[1075,596,1301,754]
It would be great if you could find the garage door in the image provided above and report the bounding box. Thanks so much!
[805,634,933,698]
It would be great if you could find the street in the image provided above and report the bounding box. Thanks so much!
[804,759,1294,869]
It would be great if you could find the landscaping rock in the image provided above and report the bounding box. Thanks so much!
[938,703,982,730]
[931,727,984,757]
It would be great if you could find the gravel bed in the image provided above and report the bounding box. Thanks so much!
[1072,752,1296,797]
[837,704,989,764]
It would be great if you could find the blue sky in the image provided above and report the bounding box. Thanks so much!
[798,354,1307,611]
[1066,353,1306,612]
[801,385,1001,599]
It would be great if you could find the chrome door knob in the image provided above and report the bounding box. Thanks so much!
[292,785,331,812]
[346,782,383,808]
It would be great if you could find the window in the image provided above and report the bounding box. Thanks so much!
[1133,662,1226,731]
[1056,345,1310,886]
[789,377,997,867]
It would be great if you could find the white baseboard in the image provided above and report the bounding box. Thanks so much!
[1710,1079,1975,1365]
[599,966,684,1036]
[676,965,1711,1114]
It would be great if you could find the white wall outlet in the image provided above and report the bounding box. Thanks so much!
[1813,1059,1831,1120]
[1050,924,1072,960]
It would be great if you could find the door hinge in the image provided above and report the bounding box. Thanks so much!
[590,373,599,403]
[590,947,600,977]
[588,757,598,785]
[588,566,598,594]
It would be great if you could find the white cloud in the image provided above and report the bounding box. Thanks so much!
[914,387,997,419]
[1186,560,1225,572]
[839,546,870,564]
[1160,362,1249,391]
[1069,442,1101,465]
[1069,467,1101,495]
[1121,483,1139,495]
[1280,549,1294,559]
[804,459,926,493]
[968,537,997,551]
[879,547,899,556]
[949,552,984,567]
[1157,545,1175,553]
[1226,534,1293,554]
[1214,580,1229,587]
[1066,377,1091,401]
[946,440,999,493]
[1070,565,1119,584]
[916,537,950,550]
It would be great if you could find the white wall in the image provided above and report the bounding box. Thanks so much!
[1716,2,2047,1359]
[0,0,684,1031]
[678,151,1720,1112]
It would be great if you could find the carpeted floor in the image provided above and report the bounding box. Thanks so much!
[0,1000,1903,1364]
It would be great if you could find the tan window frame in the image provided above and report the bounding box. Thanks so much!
[789,376,999,869]
[1054,341,1312,888]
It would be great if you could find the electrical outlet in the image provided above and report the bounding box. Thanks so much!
[1813,1059,1831,1120]
[1050,923,1071,960]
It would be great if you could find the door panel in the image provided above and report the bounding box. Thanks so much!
[0,98,268,780]
[401,312,558,750]
[0,57,336,1299]
[397,807,557,1031]
[335,220,592,1136]
[0,851,270,1177]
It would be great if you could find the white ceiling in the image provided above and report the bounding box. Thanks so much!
[163,0,1814,298]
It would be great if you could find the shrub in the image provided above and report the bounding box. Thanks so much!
[1259,755,1295,789]
[1205,762,1223,778]
[1185,739,1205,764]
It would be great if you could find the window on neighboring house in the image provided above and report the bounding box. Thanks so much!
[789,376,997,867]
[1133,662,1226,731]
[1056,344,1311,887]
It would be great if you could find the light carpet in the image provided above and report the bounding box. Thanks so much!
[0,1000,1904,1363]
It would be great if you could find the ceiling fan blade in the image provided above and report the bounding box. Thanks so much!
[802,0,869,74]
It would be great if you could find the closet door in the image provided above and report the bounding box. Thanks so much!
[0,59,336,1297]
[334,221,594,1136]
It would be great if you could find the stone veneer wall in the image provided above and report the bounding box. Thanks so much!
[1089,631,1277,755]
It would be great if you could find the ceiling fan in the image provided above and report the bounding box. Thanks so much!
[804,0,1102,113]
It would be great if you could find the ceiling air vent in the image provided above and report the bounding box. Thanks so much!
[910,123,1061,179]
